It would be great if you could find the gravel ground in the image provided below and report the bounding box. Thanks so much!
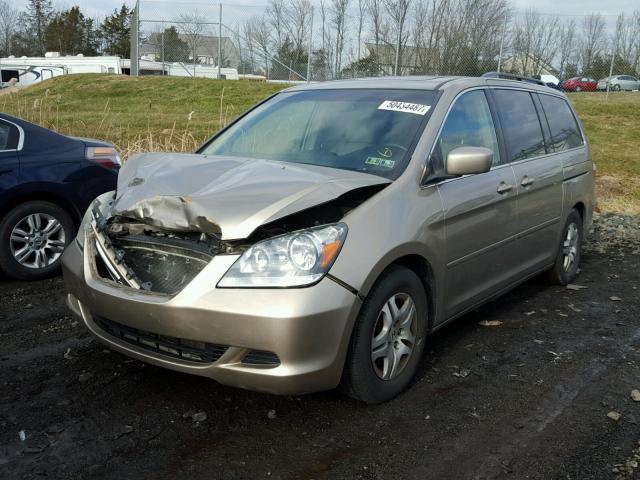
[1,214,640,480]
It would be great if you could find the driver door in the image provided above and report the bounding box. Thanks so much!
[431,89,520,318]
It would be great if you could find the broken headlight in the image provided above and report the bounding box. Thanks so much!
[218,223,348,288]
[76,191,115,250]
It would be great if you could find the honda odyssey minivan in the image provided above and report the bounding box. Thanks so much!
[62,76,594,403]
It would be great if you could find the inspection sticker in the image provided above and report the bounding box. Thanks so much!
[378,100,431,115]
[365,157,396,168]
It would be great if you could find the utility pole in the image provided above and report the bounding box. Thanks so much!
[306,8,314,83]
[497,17,507,73]
[218,3,222,79]
[606,40,616,100]
[393,28,400,76]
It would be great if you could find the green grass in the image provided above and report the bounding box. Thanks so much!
[566,92,640,213]
[1,75,639,213]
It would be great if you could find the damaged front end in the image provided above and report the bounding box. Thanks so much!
[85,195,235,295]
[81,169,387,296]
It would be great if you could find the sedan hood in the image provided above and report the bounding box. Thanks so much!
[112,153,390,240]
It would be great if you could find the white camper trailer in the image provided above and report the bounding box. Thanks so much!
[0,54,122,87]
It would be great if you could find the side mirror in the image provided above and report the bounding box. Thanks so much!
[446,147,493,176]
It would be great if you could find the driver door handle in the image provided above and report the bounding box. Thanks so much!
[521,176,535,187]
[496,182,513,194]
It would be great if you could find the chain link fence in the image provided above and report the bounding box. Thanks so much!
[130,0,640,87]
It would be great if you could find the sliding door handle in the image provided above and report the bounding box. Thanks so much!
[496,182,513,194]
[521,176,535,187]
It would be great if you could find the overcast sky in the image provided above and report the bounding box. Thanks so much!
[10,0,638,19]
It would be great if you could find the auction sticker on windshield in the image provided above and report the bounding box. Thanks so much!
[378,100,431,116]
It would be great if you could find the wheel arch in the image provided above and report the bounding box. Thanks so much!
[0,190,82,226]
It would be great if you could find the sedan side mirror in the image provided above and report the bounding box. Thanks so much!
[446,147,493,176]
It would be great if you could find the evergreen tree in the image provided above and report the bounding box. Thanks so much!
[161,26,190,62]
[45,7,98,56]
[100,5,130,57]
[26,0,53,55]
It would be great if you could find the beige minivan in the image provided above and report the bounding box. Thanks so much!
[62,76,594,403]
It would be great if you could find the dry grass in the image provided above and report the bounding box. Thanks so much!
[0,74,286,159]
[2,75,639,214]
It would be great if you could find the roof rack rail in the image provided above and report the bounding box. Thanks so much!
[481,72,546,86]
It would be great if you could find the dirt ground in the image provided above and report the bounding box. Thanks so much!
[1,215,640,480]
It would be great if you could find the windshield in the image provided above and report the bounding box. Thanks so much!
[200,88,438,180]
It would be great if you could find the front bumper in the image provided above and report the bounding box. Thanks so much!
[62,239,361,395]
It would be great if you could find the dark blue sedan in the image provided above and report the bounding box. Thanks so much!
[0,114,119,280]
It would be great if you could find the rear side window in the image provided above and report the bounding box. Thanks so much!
[493,90,546,162]
[538,95,583,151]
[0,121,19,151]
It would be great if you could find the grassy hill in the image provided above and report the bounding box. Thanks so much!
[0,74,287,157]
[1,74,638,213]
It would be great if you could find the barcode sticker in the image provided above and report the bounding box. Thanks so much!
[378,100,431,116]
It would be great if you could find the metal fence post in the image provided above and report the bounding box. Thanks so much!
[161,21,165,76]
[306,7,314,82]
[606,40,616,100]
[131,0,140,76]
[218,4,222,79]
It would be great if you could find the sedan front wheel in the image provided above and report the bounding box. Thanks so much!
[0,201,75,280]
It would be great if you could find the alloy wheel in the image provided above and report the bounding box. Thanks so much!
[9,213,66,269]
[562,222,579,273]
[370,292,418,380]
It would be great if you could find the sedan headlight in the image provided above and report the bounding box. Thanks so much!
[218,223,348,288]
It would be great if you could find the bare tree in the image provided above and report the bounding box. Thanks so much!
[0,0,19,56]
[267,0,287,51]
[580,13,605,74]
[557,20,577,78]
[614,11,640,74]
[287,0,313,50]
[382,0,411,75]
[511,9,561,76]
[330,0,349,76]
[247,15,272,77]
[356,0,366,60]
[176,10,206,74]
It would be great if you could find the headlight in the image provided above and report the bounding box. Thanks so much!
[75,206,93,250]
[76,191,116,250]
[218,223,348,288]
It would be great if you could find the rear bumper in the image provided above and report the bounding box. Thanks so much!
[62,240,362,395]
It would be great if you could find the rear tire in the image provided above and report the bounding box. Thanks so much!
[575,86,582,92]
[547,209,583,285]
[0,201,75,281]
[339,265,428,404]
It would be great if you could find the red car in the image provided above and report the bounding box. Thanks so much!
[561,77,597,92]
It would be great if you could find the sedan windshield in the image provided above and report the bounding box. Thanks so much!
[200,89,438,180]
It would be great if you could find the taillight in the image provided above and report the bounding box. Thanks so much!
[86,147,121,171]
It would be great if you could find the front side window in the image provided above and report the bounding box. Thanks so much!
[493,90,546,162]
[538,95,583,152]
[200,89,438,180]
[428,89,501,179]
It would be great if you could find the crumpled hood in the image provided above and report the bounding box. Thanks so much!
[112,153,390,240]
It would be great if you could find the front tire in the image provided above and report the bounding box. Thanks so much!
[575,86,582,92]
[0,201,75,280]
[340,266,428,404]
[548,209,583,285]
